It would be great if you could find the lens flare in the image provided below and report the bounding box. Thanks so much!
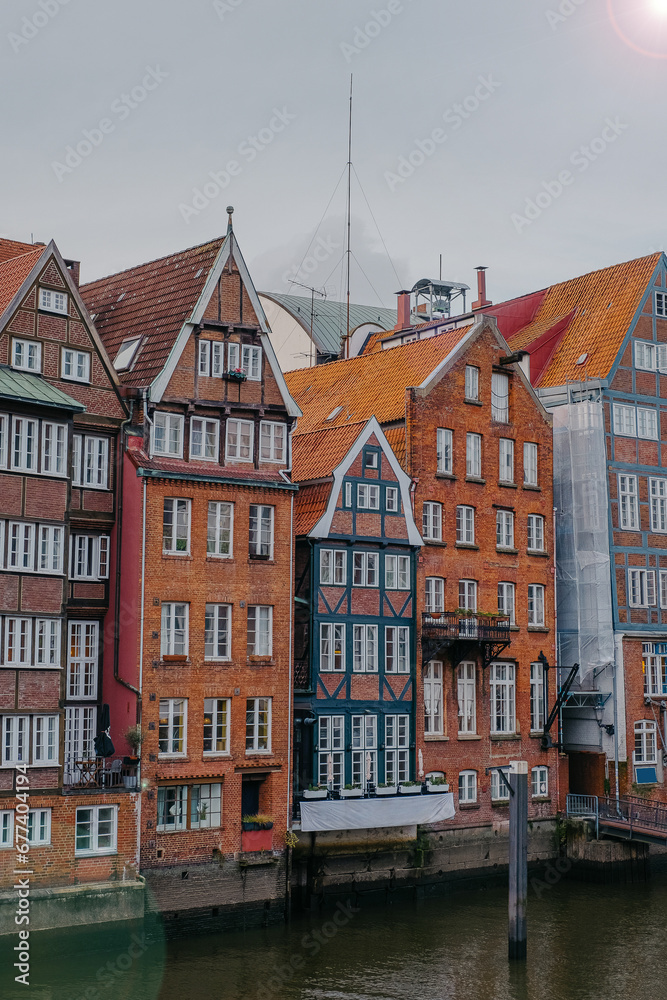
[651,0,667,14]
[608,0,667,58]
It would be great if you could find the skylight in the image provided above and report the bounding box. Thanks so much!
[326,406,343,421]
[114,336,142,371]
[576,353,588,366]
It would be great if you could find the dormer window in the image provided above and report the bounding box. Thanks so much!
[364,450,378,470]
[656,291,667,317]
[39,288,68,315]
[12,339,41,373]
[113,336,141,371]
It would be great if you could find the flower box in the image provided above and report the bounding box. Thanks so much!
[426,782,450,793]
[339,787,363,799]
[303,788,328,800]
[375,785,397,796]
[242,829,273,852]
[226,369,248,382]
[399,784,423,795]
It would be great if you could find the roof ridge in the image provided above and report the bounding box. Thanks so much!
[80,235,226,289]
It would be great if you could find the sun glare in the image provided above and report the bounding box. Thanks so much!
[651,0,667,15]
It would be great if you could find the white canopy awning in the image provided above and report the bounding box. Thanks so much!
[300,793,455,832]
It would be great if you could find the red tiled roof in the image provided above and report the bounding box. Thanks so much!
[126,447,294,488]
[501,253,662,387]
[285,326,471,435]
[292,422,367,483]
[0,247,45,317]
[80,237,225,388]
[383,425,407,469]
[0,239,44,264]
[294,482,332,535]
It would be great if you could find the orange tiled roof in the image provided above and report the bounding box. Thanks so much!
[292,422,368,483]
[81,237,225,388]
[294,482,332,535]
[0,247,46,317]
[0,239,43,264]
[286,326,471,436]
[383,425,407,469]
[506,253,661,387]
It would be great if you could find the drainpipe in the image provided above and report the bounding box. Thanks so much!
[612,660,620,806]
[281,425,296,916]
[410,477,418,516]
[113,398,140,699]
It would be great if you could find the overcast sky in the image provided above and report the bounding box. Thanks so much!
[3,0,667,310]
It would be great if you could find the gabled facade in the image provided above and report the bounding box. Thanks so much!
[81,218,301,927]
[292,419,422,797]
[286,316,561,829]
[0,238,138,904]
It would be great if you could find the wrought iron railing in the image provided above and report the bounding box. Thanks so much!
[63,756,138,790]
[598,795,667,834]
[422,611,511,641]
[294,657,310,691]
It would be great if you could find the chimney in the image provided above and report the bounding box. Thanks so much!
[396,289,411,331]
[472,266,491,310]
[64,258,80,287]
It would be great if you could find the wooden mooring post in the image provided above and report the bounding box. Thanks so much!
[508,760,528,961]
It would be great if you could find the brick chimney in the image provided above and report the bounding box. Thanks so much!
[396,289,411,331]
[472,266,491,310]
[64,258,80,287]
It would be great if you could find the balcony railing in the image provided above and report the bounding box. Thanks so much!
[63,756,139,790]
[422,611,511,641]
[294,657,310,691]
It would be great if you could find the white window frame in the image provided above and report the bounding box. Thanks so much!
[523,442,538,487]
[64,706,95,778]
[246,697,271,752]
[33,715,59,764]
[61,347,91,383]
[2,715,29,765]
[385,625,409,674]
[424,661,443,736]
[643,642,667,695]
[162,498,191,555]
[249,504,274,558]
[352,551,378,587]
[0,412,7,470]
[385,486,399,512]
[459,770,477,804]
[39,525,64,574]
[527,514,545,552]
[27,808,51,845]
[36,618,61,666]
[490,662,516,735]
[491,767,511,802]
[634,720,657,765]
[225,418,254,462]
[531,766,549,798]
[11,417,37,472]
[73,435,109,489]
[613,403,636,437]
[161,603,189,657]
[650,478,667,533]
[351,714,377,789]
[42,421,67,476]
[9,522,35,571]
[635,340,656,371]
[456,505,475,545]
[437,428,453,474]
[459,579,477,612]
[67,621,98,699]
[618,475,639,530]
[496,509,515,549]
[320,549,347,586]
[656,291,667,318]
[491,372,510,422]
[457,662,476,734]
[320,622,345,672]
[499,438,514,484]
[530,661,545,733]
[357,483,380,509]
[39,288,67,314]
[318,715,344,788]
[207,501,233,558]
[11,338,41,373]
[158,698,187,756]
[660,574,667,613]
[466,432,482,478]
[4,618,32,667]
[353,623,378,673]
[464,365,479,401]
[75,805,118,856]
[0,810,14,848]
[190,417,219,462]
[385,714,409,785]
[497,582,515,625]
[422,502,442,541]
[260,421,286,463]
[528,584,545,626]
[629,569,657,608]
[70,534,110,580]
[152,412,184,459]
[203,698,231,755]
[425,577,444,613]
[385,554,409,590]
[247,605,272,656]
[204,604,232,661]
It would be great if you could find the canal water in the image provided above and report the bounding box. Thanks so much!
[4,871,667,1000]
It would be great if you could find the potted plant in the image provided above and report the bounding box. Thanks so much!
[399,781,423,795]
[124,724,144,760]
[339,783,363,799]
[226,367,248,382]
[375,782,397,796]
[426,776,450,792]
[241,814,274,852]
[303,784,328,800]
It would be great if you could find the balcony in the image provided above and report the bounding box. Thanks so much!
[421,611,511,667]
[63,756,139,792]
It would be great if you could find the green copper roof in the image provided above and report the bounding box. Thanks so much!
[0,366,85,411]
[260,293,396,355]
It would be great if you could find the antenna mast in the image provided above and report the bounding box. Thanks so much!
[345,74,352,359]
[290,279,326,368]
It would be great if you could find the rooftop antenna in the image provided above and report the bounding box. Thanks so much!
[290,279,327,368]
[345,74,352,359]
[439,254,442,281]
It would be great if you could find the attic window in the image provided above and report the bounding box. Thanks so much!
[326,406,343,421]
[114,336,142,371]
[39,288,67,315]
[576,353,588,366]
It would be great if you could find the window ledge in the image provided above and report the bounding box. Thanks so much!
[424,539,447,547]
[249,555,274,563]
[248,656,273,665]
[509,625,520,632]
[162,553,192,560]
[455,543,479,550]
[527,550,549,558]
[527,626,549,633]
[491,800,510,808]
[498,481,517,489]
[490,733,521,741]
[206,556,234,562]
[424,735,449,742]
[435,472,456,481]
[532,796,551,803]
[496,547,518,555]
[459,802,481,810]
[457,733,482,741]
[464,399,483,407]
[523,484,541,492]
[158,754,190,760]
[465,477,486,485]
[203,752,232,758]
[161,655,189,663]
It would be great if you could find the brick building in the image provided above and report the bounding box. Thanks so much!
[81,215,301,926]
[286,313,561,830]
[0,238,139,909]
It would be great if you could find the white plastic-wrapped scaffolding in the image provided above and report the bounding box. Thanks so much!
[553,400,614,680]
